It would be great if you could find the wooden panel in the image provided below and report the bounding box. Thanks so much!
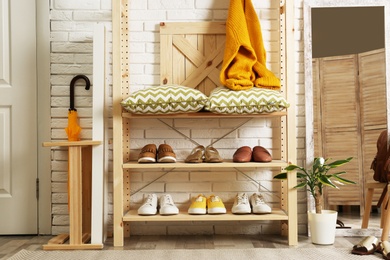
[160,22,226,96]
[320,55,359,130]
[359,48,387,129]
[323,131,360,205]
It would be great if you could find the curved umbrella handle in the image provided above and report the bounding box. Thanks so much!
[69,75,91,111]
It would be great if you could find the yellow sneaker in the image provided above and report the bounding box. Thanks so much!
[207,195,226,214]
[188,194,207,214]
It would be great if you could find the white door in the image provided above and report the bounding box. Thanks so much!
[0,0,37,234]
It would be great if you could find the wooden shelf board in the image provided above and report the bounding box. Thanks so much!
[123,209,288,222]
[122,111,287,119]
[42,140,102,147]
[123,160,288,169]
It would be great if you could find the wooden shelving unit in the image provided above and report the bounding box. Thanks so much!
[112,0,297,247]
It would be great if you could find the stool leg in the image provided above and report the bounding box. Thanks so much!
[381,184,390,241]
[381,188,389,228]
[362,188,374,229]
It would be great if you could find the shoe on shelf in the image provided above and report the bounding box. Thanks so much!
[138,144,157,163]
[137,193,158,215]
[207,195,226,214]
[250,193,272,214]
[204,146,223,163]
[232,146,252,162]
[231,193,251,214]
[159,194,179,215]
[188,194,207,214]
[252,146,272,162]
[185,145,205,163]
[157,144,177,163]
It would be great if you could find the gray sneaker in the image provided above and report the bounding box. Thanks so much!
[138,194,158,215]
[159,194,179,215]
[250,193,271,214]
[231,193,251,214]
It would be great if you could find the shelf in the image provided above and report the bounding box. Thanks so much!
[123,209,288,222]
[123,160,289,169]
[122,111,287,119]
[42,140,102,147]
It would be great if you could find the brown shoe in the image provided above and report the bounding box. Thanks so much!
[185,145,205,163]
[138,144,157,163]
[204,146,223,163]
[233,146,252,162]
[157,144,176,163]
[252,146,272,162]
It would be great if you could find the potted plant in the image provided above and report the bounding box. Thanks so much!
[274,157,355,244]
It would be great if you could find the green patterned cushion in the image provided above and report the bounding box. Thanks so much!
[121,85,208,114]
[205,86,289,114]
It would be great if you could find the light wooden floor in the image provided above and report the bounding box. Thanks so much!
[0,212,384,260]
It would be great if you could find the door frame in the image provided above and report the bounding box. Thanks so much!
[36,0,51,235]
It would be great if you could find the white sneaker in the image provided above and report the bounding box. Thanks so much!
[159,194,179,215]
[231,193,251,214]
[138,194,158,215]
[250,193,271,214]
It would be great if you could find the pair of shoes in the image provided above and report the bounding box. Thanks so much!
[185,145,223,163]
[138,194,179,215]
[138,144,176,163]
[231,193,272,214]
[232,146,272,163]
[188,194,226,214]
[352,236,381,255]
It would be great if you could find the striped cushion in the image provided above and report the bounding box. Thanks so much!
[121,85,208,114]
[205,86,289,114]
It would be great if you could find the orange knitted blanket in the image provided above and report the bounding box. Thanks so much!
[220,0,281,90]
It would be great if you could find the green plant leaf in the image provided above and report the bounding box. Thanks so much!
[296,172,307,179]
[332,174,356,184]
[319,175,337,188]
[285,165,302,171]
[294,182,307,189]
[273,172,287,179]
[326,157,353,168]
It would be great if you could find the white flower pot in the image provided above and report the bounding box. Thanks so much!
[307,210,338,245]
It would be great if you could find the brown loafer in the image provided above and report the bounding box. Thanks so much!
[252,146,272,162]
[204,146,223,163]
[185,145,205,163]
[138,144,157,163]
[157,144,176,163]
[233,146,252,162]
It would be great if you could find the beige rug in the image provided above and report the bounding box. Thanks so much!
[8,248,381,260]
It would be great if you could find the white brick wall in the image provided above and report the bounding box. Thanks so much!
[49,0,307,236]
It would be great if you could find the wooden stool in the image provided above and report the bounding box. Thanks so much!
[362,182,389,241]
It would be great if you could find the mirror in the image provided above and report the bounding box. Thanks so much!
[304,0,390,233]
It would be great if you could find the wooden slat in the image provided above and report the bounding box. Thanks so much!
[68,146,83,245]
[359,48,386,127]
[81,146,92,234]
[160,22,226,35]
[181,46,224,89]
[173,35,205,66]
[160,34,173,84]
[47,234,69,245]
